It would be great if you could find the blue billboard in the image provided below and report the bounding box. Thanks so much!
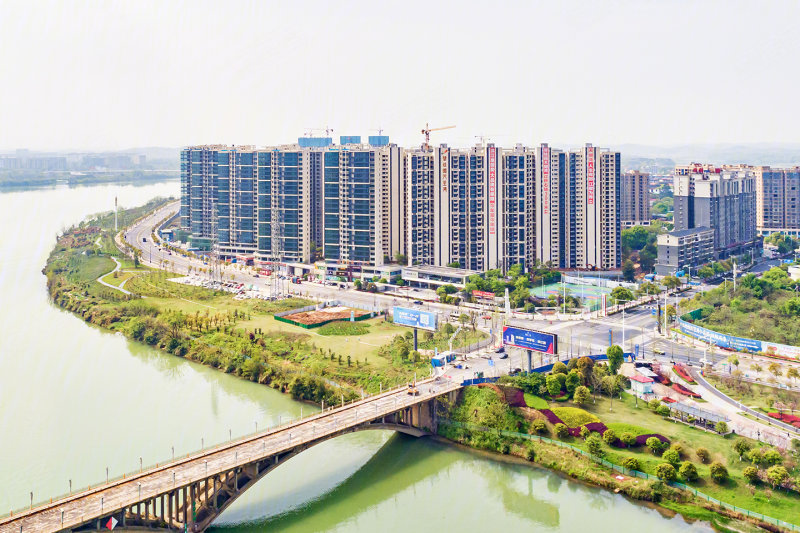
[393,306,437,331]
[502,326,557,354]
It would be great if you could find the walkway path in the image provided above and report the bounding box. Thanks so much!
[96,256,131,295]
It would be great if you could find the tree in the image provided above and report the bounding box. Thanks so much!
[610,286,634,305]
[573,385,591,406]
[747,448,764,466]
[655,463,677,481]
[554,423,569,438]
[622,260,636,282]
[661,275,682,291]
[606,344,624,375]
[586,434,603,456]
[696,447,711,463]
[768,362,782,378]
[662,448,680,465]
[714,421,729,434]
[623,457,641,471]
[531,419,547,434]
[580,426,591,440]
[546,374,562,397]
[565,370,581,394]
[602,429,617,445]
[733,439,751,460]
[697,265,715,279]
[656,404,671,417]
[709,461,729,483]
[620,432,636,448]
[788,367,800,383]
[601,375,619,409]
[646,436,664,455]
[394,252,407,265]
[742,466,760,485]
[679,461,699,481]
[648,398,662,410]
[552,361,568,375]
[766,465,789,488]
[762,448,783,467]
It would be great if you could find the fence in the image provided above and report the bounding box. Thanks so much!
[561,274,637,290]
[440,420,800,532]
[678,314,800,360]
[452,335,494,355]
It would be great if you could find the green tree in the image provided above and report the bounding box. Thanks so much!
[662,448,680,465]
[679,461,699,481]
[606,344,624,375]
[620,432,636,448]
[766,465,789,488]
[742,466,759,485]
[554,423,569,438]
[586,434,603,456]
[573,386,590,406]
[733,439,751,460]
[610,286,634,305]
[656,404,671,417]
[709,461,728,483]
[622,260,636,282]
[552,361,568,375]
[697,265,715,279]
[531,419,547,434]
[762,448,783,467]
[565,370,581,394]
[661,275,682,291]
[623,457,641,471]
[546,374,562,397]
[655,463,677,481]
[695,447,710,463]
[714,421,729,434]
[646,436,664,455]
[602,429,617,445]
[580,426,591,440]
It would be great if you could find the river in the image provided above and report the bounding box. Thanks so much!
[0,181,711,532]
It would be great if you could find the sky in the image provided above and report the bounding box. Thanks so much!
[1,0,799,151]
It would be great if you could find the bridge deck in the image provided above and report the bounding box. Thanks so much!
[0,379,459,533]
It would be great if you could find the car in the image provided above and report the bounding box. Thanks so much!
[481,315,491,320]
[499,353,508,359]
[413,300,423,305]
[653,347,666,355]
[495,346,505,354]
[254,274,259,278]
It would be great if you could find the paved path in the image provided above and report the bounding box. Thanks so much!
[96,256,131,295]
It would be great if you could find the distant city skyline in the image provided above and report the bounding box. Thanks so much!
[2,0,799,151]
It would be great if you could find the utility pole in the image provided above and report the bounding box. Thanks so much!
[733,260,737,292]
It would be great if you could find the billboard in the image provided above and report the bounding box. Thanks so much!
[488,147,497,236]
[502,326,557,354]
[586,146,595,205]
[393,306,437,331]
[472,290,495,300]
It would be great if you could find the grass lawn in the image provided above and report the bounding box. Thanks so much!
[74,255,116,283]
[538,393,800,525]
[99,269,146,288]
[550,406,599,427]
[523,393,549,409]
[317,322,370,336]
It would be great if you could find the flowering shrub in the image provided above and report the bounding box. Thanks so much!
[768,412,800,428]
[672,364,696,384]
[671,383,701,398]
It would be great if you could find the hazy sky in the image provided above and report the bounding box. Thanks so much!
[1,0,799,151]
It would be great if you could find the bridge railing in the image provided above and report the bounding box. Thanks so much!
[0,374,462,522]
[441,420,800,532]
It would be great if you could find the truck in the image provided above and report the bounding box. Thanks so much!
[292,276,301,284]
[430,351,457,367]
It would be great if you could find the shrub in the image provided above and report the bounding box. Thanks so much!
[656,404,671,417]
[524,445,536,461]
[602,429,617,445]
[550,407,599,427]
[580,426,591,439]
[554,423,569,438]
[623,457,641,471]
[669,443,683,456]
[662,449,680,465]
[678,461,698,481]
[531,419,547,434]
[499,442,510,455]
[655,463,677,481]
[648,399,662,410]
[743,466,759,484]
[709,461,729,483]
[552,361,568,375]
[586,435,603,456]
[620,432,636,448]
[715,421,729,434]
[766,465,789,488]
[696,447,710,463]
[762,448,783,467]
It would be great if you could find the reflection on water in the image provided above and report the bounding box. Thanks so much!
[0,182,712,532]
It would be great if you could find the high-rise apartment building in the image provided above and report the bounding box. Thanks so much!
[754,166,800,236]
[656,163,756,274]
[620,170,650,228]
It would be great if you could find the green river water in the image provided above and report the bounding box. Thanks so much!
[0,182,711,532]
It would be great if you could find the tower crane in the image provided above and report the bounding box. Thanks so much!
[421,123,455,150]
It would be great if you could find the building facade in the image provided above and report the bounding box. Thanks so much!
[655,227,715,275]
[620,170,651,228]
[754,166,800,236]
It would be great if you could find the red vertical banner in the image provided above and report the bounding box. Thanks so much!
[542,146,550,215]
[441,148,449,193]
[587,147,595,205]
[488,147,497,236]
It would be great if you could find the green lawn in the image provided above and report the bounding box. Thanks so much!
[523,393,549,409]
[550,406,599,427]
[706,375,800,412]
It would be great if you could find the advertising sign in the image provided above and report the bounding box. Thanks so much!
[677,318,761,352]
[472,290,495,300]
[502,326,557,354]
[393,306,437,331]
[441,148,449,193]
[488,147,497,236]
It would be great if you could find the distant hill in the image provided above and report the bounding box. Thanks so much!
[618,143,800,167]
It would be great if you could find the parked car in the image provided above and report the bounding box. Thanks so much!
[413,300,423,305]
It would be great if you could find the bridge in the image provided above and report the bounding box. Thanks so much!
[0,379,460,533]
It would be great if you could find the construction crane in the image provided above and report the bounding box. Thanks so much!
[421,123,455,150]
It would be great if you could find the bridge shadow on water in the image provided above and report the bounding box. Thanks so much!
[208,433,562,532]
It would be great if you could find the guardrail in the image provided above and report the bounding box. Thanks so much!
[440,420,800,532]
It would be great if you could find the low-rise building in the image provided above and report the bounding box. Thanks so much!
[655,227,714,276]
[629,374,654,396]
[401,265,481,289]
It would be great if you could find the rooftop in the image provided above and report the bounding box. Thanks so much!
[629,374,654,383]
[401,265,482,278]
